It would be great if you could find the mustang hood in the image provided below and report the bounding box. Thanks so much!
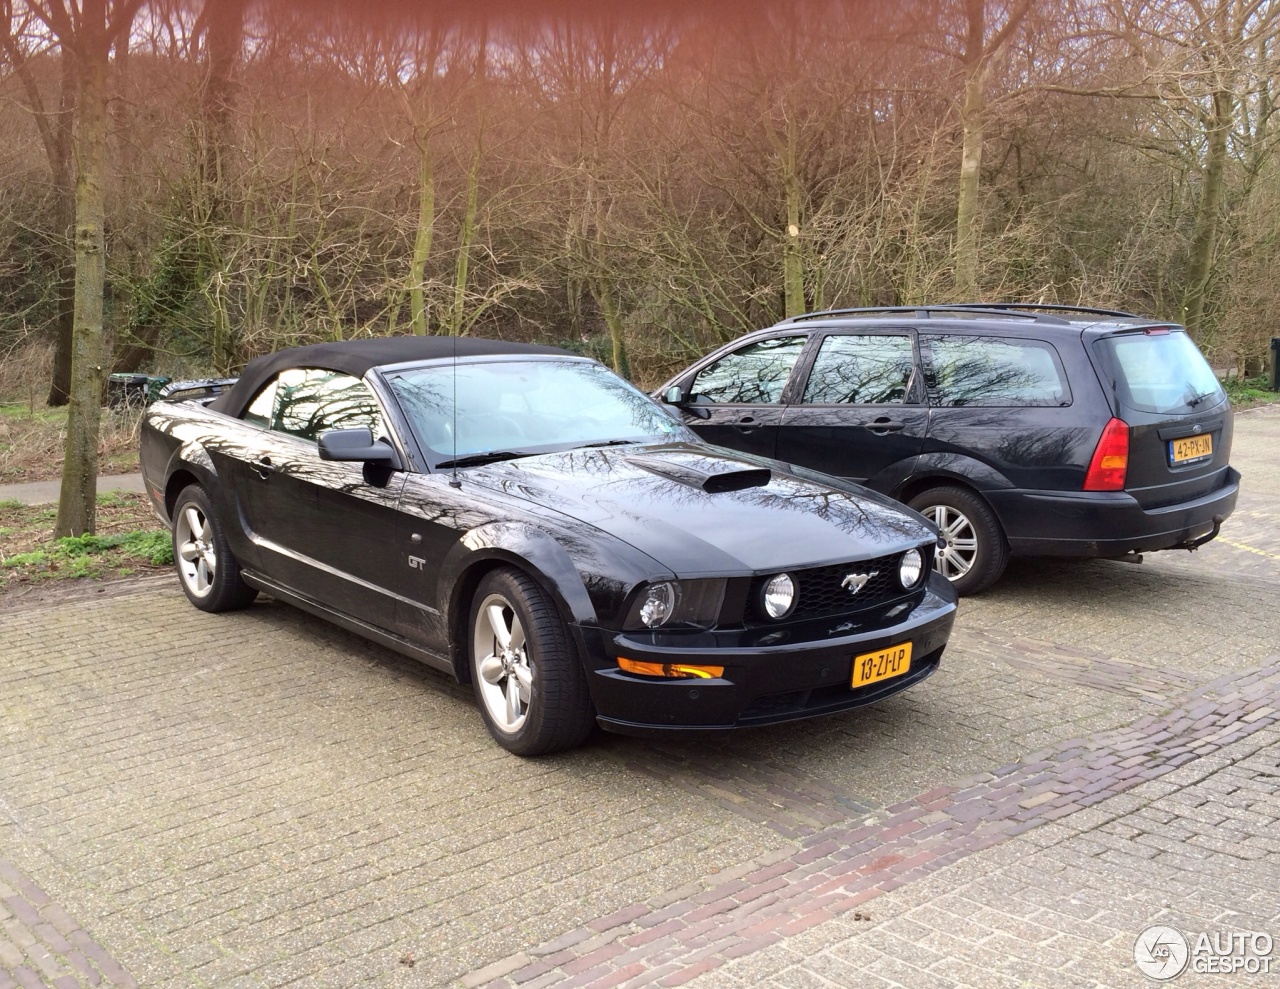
[467,443,933,577]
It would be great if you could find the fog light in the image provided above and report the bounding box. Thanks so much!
[762,573,796,619]
[899,548,924,588]
[617,657,724,679]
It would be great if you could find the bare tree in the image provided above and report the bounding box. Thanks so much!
[944,0,1036,298]
[1,1,77,403]
[20,0,142,536]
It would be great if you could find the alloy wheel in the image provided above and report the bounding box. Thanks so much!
[473,592,533,733]
[175,504,217,598]
[922,504,978,581]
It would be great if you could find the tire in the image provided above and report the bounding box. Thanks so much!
[908,485,1008,596]
[171,484,258,613]
[469,567,594,756]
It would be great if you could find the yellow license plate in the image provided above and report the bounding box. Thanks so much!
[851,642,912,689]
[1170,434,1212,464]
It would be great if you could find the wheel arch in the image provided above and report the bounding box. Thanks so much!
[162,442,220,524]
[164,468,207,523]
[894,458,1012,528]
[898,475,1008,536]
[439,528,602,685]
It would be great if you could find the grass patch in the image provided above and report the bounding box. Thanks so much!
[0,492,170,591]
[1222,374,1280,409]
[0,401,143,483]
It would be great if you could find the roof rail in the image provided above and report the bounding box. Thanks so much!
[779,305,1065,324]
[945,302,1145,320]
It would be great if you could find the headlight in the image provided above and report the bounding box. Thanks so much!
[899,548,924,589]
[625,579,726,630]
[762,572,796,619]
[639,582,676,627]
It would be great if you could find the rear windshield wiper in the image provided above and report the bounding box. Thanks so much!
[435,451,528,469]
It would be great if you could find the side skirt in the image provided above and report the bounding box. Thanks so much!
[241,571,456,678]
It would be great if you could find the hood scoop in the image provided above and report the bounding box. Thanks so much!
[625,453,772,493]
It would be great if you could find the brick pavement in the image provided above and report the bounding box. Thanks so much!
[0,856,136,989]
[678,724,1280,989]
[0,404,1275,989]
[460,663,1280,988]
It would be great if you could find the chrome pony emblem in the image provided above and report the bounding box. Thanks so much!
[841,571,878,594]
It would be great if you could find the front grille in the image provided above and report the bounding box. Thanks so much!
[749,551,918,623]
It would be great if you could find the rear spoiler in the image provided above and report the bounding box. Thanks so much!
[156,378,239,404]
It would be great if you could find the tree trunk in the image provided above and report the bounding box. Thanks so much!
[955,66,985,300]
[55,40,110,538]
[193,0,247,371]
[447,142,481,336]
[592,276,630,379]
[47,51,77,406]
[954,0,986,301]
[1183,89,1232,337]
[410,140,435,335]
[781,116,805,318]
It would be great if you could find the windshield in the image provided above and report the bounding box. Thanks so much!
[387,358,691,464]
[1095,330,1225,416]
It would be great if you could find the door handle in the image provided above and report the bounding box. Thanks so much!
[733,416,762,434]
[252,456,277,480]
[865,417,905,434]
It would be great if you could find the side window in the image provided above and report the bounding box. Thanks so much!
[922,335,1070,408]
[243,380,277,427]
[271,369,384,441]
[801,334,915,405]
[690,336,806,405]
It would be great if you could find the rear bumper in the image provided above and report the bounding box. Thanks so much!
[572,578,956,735]
[994,467,1239,558]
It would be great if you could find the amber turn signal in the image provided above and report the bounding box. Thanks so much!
[617,657,724,679]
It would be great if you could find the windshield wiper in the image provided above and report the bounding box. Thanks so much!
[575,439,642,449]
[435,451,528,469]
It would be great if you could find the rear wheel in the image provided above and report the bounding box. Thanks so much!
[469,567,594,756]
[908,485,1008,595]
[172,485,258,612]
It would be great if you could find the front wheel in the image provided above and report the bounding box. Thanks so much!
[469,567,594,756]
[171,485,258,612]
[908,485,1008,596]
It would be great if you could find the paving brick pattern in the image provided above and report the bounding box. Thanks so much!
[682,724,1280,989]
[0,404,1275,989]
[0,858,135,989]
[462,661,1280,988]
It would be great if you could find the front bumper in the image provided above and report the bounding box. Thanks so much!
[993,467,1239,558]
[572,577,956,735]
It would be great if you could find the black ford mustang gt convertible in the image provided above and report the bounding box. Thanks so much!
[140,337,957,755]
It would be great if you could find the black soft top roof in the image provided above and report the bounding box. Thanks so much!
[208,336,571,419]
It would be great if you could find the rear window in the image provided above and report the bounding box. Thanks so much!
[1096,331,1224,415]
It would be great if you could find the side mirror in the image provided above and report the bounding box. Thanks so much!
[663,384,686,405]
[318,428,399,466]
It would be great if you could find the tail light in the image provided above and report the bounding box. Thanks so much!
[1083,418,1129,491]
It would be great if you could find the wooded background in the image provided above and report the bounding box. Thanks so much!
[2,0,1277,532]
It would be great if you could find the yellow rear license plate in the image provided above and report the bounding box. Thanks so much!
[1170,434,1212,464]
[851,643,912,689]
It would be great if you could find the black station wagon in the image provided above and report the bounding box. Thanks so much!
[657,304,1239,594]
[140,337,956,755]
